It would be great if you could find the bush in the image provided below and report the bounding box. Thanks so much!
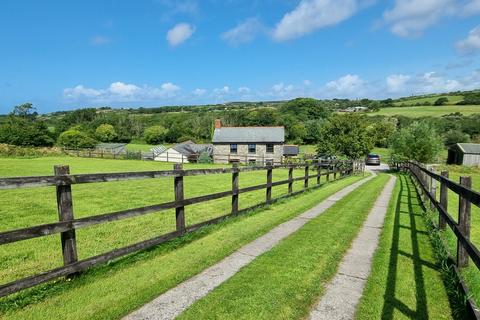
[144,126,168,144]
[57,130,97,149]
[444,130,470,147]
[434,97,449,106]
[0,118,54,147]
[197,151,213,163]
[95,124,117,142]
[0,144,65,158]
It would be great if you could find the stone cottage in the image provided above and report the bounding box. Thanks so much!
[212,119,285,165]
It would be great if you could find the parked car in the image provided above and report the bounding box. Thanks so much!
[365,153,381,165]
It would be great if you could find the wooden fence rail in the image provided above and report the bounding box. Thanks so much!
[401,161,480,318]
[0,160,362,298]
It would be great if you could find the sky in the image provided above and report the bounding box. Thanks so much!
[1,0,480,113]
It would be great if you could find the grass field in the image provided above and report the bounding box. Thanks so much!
[394,95,464,106]
[429,165,480,307]
[125,143,156,152]
[369,105,480,117]
[357,174,454,319]
[0,159,365,320]
[178,174,389,320]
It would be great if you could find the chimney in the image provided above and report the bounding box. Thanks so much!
[215,119,222,129]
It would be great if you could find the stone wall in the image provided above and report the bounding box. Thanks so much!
[213,143,283,164]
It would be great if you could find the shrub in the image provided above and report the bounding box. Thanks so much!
[95,124,117,142]
[0,144,65,158]
[444,130,470,147]
[434,97,449,106]
[57,130,97,149]
[197,151,213,163]
[144,126,168,144]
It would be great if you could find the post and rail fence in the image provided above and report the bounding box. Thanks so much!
[398,161,480,318]
[0,160,363,298]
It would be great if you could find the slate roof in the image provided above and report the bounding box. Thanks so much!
[457,143,480,154]
[212,127,285,143]
[172,141,213,156]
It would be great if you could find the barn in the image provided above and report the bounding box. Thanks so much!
[447,143,480,166]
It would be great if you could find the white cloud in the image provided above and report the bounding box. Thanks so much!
[272,82,294,93]
[272,0,358,41]
[383,0,480,37]
[326,74,364,94]
[90,36,111,45]
[303,80,312,86]
[456,25,480,55]
[386,74,410,92]
[213,86,230,94]
[166,23,195,46]
[420,72,461,92]
[222,18,264,45]
[238,86,251,93]
[63,81,181,103]
[193,88,206,96]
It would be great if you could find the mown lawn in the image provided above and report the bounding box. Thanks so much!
[0,156,321,285]
[356,174,454,319]
[0,164,365,320]
[432,165,480,307]
[178,174,389,320]
[369,105,480,117]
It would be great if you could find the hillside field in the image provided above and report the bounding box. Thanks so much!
[369,104,480,117]
[394,94,464,106]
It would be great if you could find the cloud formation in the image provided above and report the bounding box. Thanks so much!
[64,82,181,103]
[166,23,195,46]
[272,0,358,41]
[456,25,480,54]
[222,18,264,45]
[90,36,111,45]
[383,0,480,37]
[386,74,411,92]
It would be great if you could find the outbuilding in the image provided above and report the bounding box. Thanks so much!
[154,141,212,163]
[447,143,480,166]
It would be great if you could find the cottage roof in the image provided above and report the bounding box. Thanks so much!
[212,126,285,143]
[457,143,480,154]
[172,141,213,156]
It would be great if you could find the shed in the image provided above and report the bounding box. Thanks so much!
[154,141,213,163]
[447,143,480,166]
[283,145,299,157]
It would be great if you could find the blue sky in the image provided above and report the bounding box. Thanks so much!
[1,0,480,113]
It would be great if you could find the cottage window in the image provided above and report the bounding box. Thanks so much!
[266,144,274,153]
[230,144,238,154]
[248,144,256,153]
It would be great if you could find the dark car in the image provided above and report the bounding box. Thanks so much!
[365,153,381,165]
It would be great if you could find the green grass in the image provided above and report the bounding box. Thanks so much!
[372,147,391,161]
[0,156,318,285]
[177,174,389,320]
[299,145,316,154]
[356,174,454,319]
[394,95,464,107]
[0,164,365,320]
[369,105,480,118]
[125,143,156,152]
[432,165,480,307]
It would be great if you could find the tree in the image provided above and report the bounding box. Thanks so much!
[11,102,37,119]
[369,119,396,148]
[57,130,97,149]
[316,114,374,159]
[95,124,117,142]
[434,97,448,106]
[389,121,443,163]
[288,123,307,144]
[444,130,470,147]
[144,125,168,144]
[281,98,331,121]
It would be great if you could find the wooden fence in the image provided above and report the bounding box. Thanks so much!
[403,161,480,318]
[0,160,363,298]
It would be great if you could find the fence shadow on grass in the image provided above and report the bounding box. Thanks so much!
[380,174,433,320]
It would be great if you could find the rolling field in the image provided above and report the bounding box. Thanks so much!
[394,95,464,106]
[0,156,364,320]
[369,105,480,117]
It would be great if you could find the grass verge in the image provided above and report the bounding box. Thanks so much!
[0,171,365,320]
[177,174,389,320]
[356,174,454,320]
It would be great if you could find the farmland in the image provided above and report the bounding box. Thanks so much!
[0,156,364,319]
[369,105,480,117]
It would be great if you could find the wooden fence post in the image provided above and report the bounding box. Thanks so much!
[333,163,337,180]
[317,161,321,185]
[439,171,448,230]
[174,164,186,234]
[304,164,309,189]
[232,163,239,215]
[266,166,272,203]
[54,165,78,271]
[288,165,293,194]
[430,168,437,211]
[457,176,472,268]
